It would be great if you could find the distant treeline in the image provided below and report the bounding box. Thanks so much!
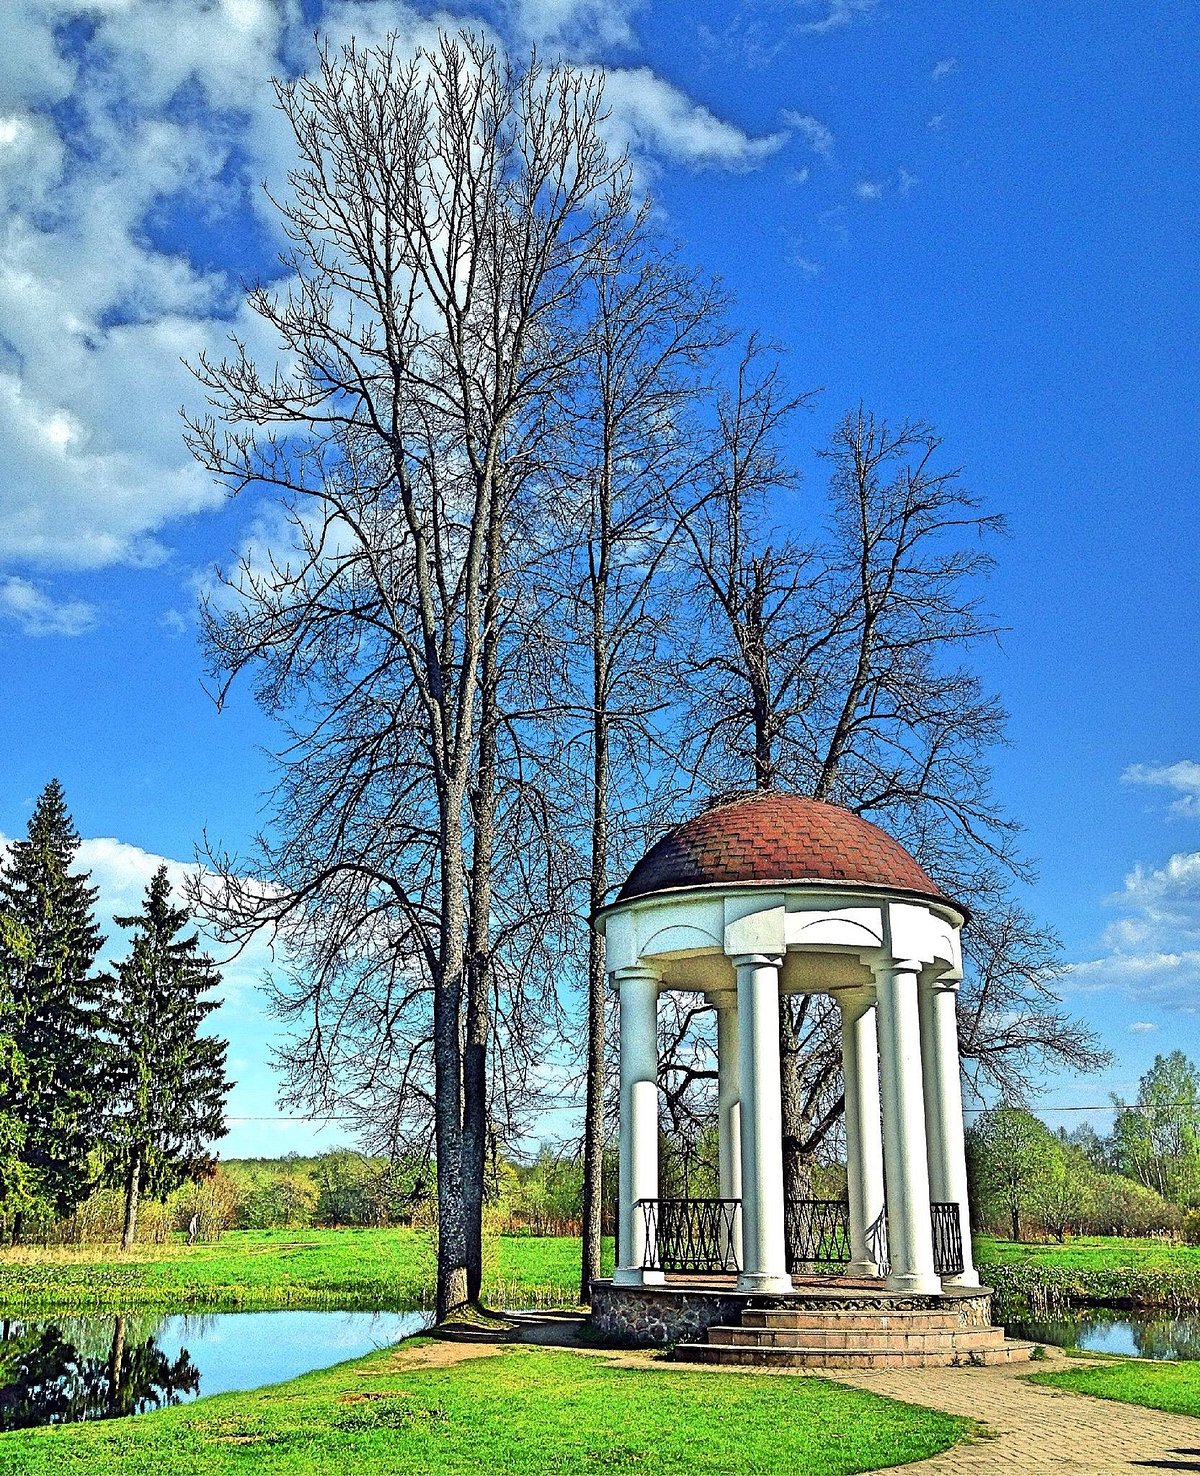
[25,1146,620,1246]
[968,1052,1200,1243]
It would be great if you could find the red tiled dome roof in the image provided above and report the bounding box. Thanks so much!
[616,792,959,912]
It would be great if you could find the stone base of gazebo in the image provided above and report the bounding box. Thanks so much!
[588,1276,1033,1368]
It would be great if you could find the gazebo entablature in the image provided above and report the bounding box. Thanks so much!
[598,884,978,1298]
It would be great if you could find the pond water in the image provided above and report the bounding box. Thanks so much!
[1006,1307,1200,1361]
[0,1308,429,1430]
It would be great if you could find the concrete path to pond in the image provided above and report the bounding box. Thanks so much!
[492,1312,1200,1475]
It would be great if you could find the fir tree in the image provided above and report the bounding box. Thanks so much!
[0,780,104,1233]
[0,916,31,1217]
[103,866,231,1247]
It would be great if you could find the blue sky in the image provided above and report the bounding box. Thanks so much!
[1,0,1197,1156]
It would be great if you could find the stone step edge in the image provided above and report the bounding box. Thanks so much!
[741,1311,973,1328]
[707,1326,1010,1349]
[671,1341,1034,1367]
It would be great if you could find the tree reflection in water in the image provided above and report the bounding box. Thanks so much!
[0,1315,200,1429]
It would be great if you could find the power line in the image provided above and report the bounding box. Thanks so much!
[224,1115,356,1123]
[962,1103,1195,1114]
[224,1103,1195,1127]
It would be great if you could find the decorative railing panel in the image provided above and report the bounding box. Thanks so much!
[636,1198,741,1274]
[930,1202,964,1276]
[785,1198,851,1271]
[867,1208,890,1277]
[634,1196,962,1279]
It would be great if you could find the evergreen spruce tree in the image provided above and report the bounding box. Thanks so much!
[0,916,31,1218]
[0,780,104,1234]
[104,866,231,1247]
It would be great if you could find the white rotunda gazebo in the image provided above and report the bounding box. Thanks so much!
[596,791,980,1301]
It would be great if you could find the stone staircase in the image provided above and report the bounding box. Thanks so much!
[673,1302,1035,1369]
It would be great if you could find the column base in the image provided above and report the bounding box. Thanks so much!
[846,1259,882,1279]
[940,1270,982,1290]
[886,1270,943,1295]
[736,1271,793,1294]
[612,1266,665,1287]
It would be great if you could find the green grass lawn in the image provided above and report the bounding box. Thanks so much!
[1028,1358,1200,1420]
[976,1237,1200,1271]
[0,1229,612,1314]
[0,1341,970,1475]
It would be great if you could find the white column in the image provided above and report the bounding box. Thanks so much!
[874,961,941,1294]
[613,964,663,1286]
[715,995,742,1201]
[919,977,980,1288]
[715,993,743,1270]
[839,989,885,1278]
[734,953,792,1293]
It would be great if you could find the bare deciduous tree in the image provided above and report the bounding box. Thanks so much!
[679,389,1107,1242]
[543,232,727,1300]
[186,31,629,1320]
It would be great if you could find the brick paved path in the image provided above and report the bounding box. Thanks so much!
[834,1357,1200,1474]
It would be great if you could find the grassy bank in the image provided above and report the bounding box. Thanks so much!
[0,1340,970,1475]
[7,1229,1197,1319]
[1028,1359,1200,1420]
[975,1237,1200,1317]
[0,1230,609,1314]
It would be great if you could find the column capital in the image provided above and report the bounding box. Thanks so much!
[925,968,962,993]
[867,956,924,982]
[612,963,662,985]
[731,952,784,970]
[834,986,876,1024]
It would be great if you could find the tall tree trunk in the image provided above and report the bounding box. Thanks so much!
[780,996,813,1266]
[580,713,609,1301]
[581,427,614,1304]
[434,794,470,1323]
[122,1152,141,1250]
[463,498,503,1305]
[10,1212,23,1247]
[1010,1202,1021,1242]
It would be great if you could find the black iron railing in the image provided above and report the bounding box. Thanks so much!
[866,1203,962,1277]
[636,1198,741,1273]
[785,1198,851,1271]
[867,1208,890,1276]
[931,1201,964,1276]
[634,1196,963,1279]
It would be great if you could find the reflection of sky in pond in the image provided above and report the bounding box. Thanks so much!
[152,1309,429,1396]
[1006,1310,1200,1361]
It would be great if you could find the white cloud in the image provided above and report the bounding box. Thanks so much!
[0,575,96,636]
[898,168,918,195]
[601,68,787,171]
[795,0,876,35]
[1063,848,1200,1011]
[783,110,834,155]
[160,609,190,636]
[1123,760,1200,816]
[1129,1021,1158,1033]
[1,1,782,584]
[855,178,883,200]
[931,57,958,80]
[504,0,639,50]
